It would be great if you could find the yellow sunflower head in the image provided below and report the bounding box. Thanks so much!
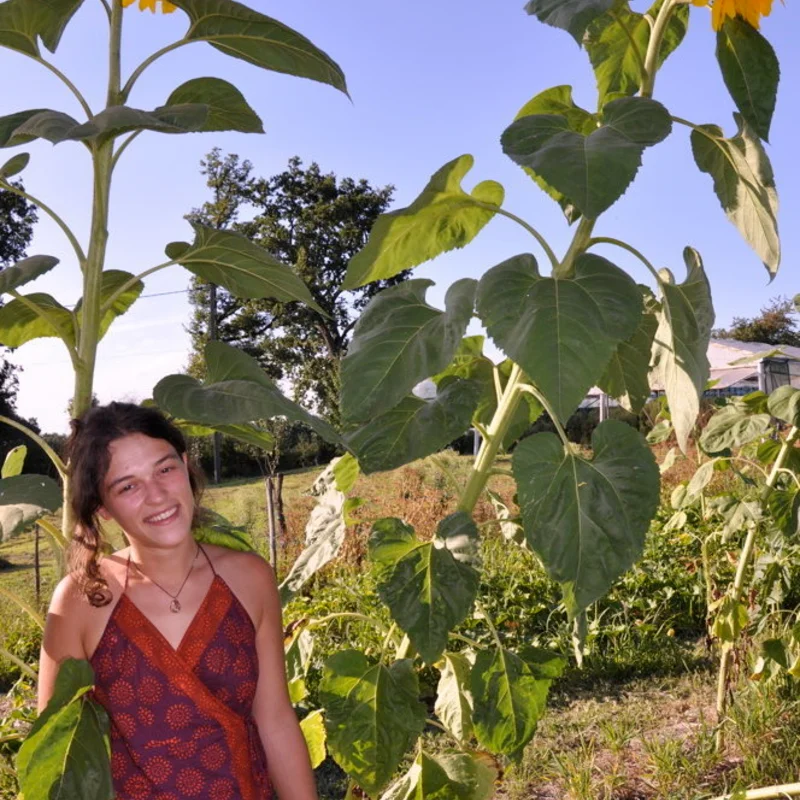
[121,0,177,13]
[691,0,775,29]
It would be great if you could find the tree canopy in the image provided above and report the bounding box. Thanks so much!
[714,296,800,348]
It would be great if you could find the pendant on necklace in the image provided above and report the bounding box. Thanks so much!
[169,599,181,614]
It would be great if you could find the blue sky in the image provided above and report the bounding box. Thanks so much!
[0,0,796,433]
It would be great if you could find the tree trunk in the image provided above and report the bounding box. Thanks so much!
[274,473,286,542]
[34,524,41,607]
[266,476,278,569]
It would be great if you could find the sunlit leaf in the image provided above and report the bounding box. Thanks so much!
[0,255,58,295]
[381,750,498,800]
[1,445,26,478]
[435,652,475,744]
[300,710,326,769]
[0,292,75,348]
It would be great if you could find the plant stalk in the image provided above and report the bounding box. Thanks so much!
[641,0,678,98]
[715,425,800,749]
[710,783,800,800]
[459,364,524,514]
[556,217,595,279]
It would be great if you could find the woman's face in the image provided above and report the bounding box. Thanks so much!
[97,433,195,550]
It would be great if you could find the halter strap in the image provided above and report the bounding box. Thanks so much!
[122,539,216,594]
[198,542,217,576]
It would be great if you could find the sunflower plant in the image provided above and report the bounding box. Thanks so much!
[0,0,790,799]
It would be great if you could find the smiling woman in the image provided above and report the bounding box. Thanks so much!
[36,402,317,800]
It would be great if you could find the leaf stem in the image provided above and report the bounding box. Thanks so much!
[0,180,87,268]
[475,599,503,651]
[557,217,595,279]
[476,203,559,271]
[709,783,800,800]
[33,57,93,118]
[0,646,37,681]
[99,258,176,315]
[0,415,67,478]
[587,236,661,284]
[7,290,80,369]
[449,632,483,649]
[0,585,44,630]
[306,612,388,635]
[518,383,570,448]
[111,130,143,173]
[98,0,112,21]
[121,40,188,101]
[38,517,68,550]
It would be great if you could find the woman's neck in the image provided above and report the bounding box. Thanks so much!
[128,538,200,585]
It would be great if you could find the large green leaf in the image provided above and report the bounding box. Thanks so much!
[476,252,641,422]
[513,420,659,615]
[716,18,779,142]
[369,513,480,665]
[435,652,475,744]
[0,151,29,178]
[700,405,771,453]
[76,270,144,341]
[177,420,275,451]
[279,460,346,605]
[0,109,51,147]
[0,473,61,541]
[524,0,615,42]
[17,658,112,800]
[341,278,476,424]
[691,115,779,277]
[767,386,800,426]
[320,651,426,797]
[501,97,672,219]
[343,155,504,289]
[68,104,208,143]
[168,223,323,311]
[345,380,481,474]
[300,710,327,770]
[193,509,254,552]
[4,109,81,146]
[650,248,714,453]
[381,750,498,800]
[0,292,75,348]
[169,0,347,94]
[165,77,264,133]
[471,646,562,758]
[511,86,595,223]
[0,0,83,57]
[597,287,658,414]
[586,1,689,108]
[154,341,339,445]
[0,255,58,294]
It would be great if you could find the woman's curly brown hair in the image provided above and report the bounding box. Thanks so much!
[66,402,205,606]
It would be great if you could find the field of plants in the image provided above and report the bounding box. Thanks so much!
[3,437,800,799]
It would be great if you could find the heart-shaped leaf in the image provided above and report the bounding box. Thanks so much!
[691,114,779,278]
[68,104,209,143]
[597,287,658,414]
[700,405,771,453]
[0,292,75,348]
[381,750,498,800]
[716,17,779,142]
[650,248,714,453]
[370,513,480,665]
[767,386,800,426]
[169,0,347,94]
[0,0,83,57]
[510,86,594,223]
[476,252,641,422]
[586,0,688,108]
[154,341,339,445]
[345,380,481,474]
[471,646,563,758]
[320,651,426,797]
[0,473,62,541]
[524,0,615,43]
[341,278,477,424]
[502,96,672,219]
[513,420,659,615]
[165,77,264,133]
[17,658,113,800]
[343,155,503,288]
[169,223,324,312]
[0,255,58,295]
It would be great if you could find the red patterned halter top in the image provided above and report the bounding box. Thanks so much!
[90,545,272,800]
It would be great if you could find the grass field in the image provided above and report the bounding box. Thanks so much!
[0,452,798,799]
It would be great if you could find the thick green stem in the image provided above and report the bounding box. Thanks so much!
[711,783,800,800]
[715,425,800,749]
[641,0,677,98]
[556,217,595,279]
[459,364,524,514]
[587,236,661,284]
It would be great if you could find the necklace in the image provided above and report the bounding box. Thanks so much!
[128,543,200,613]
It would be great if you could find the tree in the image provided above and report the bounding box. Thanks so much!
[713,296,800,347]
[0,184,37,415]
[187,151,406,425]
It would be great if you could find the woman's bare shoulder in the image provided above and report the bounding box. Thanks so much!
[204,543,274,578]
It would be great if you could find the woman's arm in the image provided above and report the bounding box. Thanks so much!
[38,575,88,712]
[249,557,318,800]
